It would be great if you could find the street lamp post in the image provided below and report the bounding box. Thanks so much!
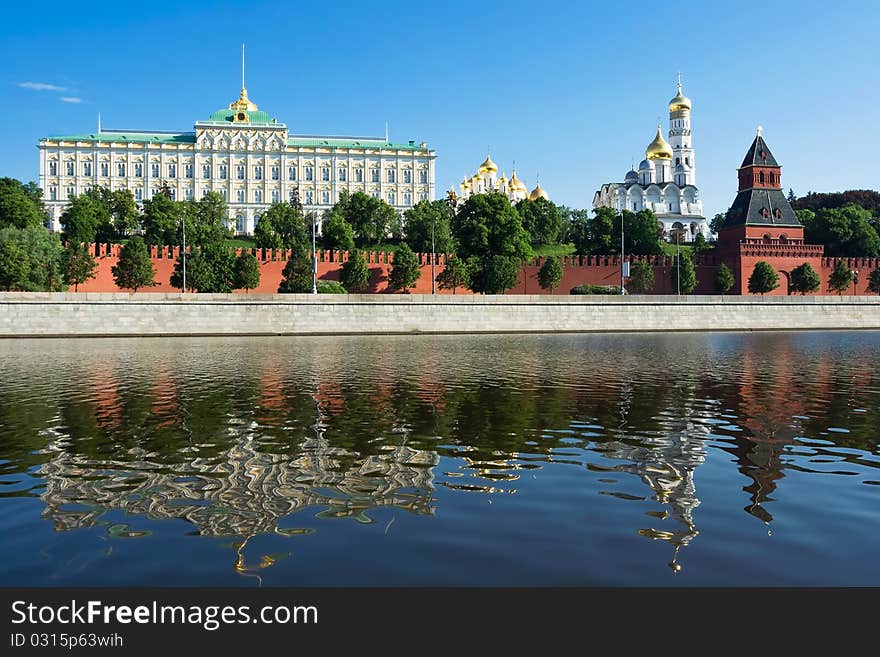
[181,216,186,293]
[312,211,317,295]
[676,229,681,296]
[620,208,625,295]
[852,270,859,296]
[443,190,458,295]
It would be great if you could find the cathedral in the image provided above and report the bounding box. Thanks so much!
[593,78,709,242]
[455,155,548,204]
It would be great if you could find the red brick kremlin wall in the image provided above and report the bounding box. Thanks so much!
[74,244,880,296]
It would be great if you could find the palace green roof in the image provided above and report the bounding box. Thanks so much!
[286,137,424,150]
[206,108,276,124]
[44,132,196,143]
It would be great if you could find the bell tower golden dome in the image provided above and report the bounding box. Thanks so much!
[645,125,673,160]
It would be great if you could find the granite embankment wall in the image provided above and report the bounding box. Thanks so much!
[73,244,880,296]
[2,293,879,337]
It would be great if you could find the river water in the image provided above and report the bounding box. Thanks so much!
[0,332,878,586]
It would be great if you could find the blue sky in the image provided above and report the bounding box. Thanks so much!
[2,1,878,217]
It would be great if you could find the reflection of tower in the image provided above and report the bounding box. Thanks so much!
[599,420,708,572]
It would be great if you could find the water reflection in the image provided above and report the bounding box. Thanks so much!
[0,333,878,584]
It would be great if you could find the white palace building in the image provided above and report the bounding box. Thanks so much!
[593,78,709,242]
[38,60,436,234]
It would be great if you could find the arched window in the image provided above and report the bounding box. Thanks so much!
[761,208,770,219]
[774,208,782,219]
[759,172,765,183]
[779,233,788,243]
[763,233,772,242]
[235,215,244,233]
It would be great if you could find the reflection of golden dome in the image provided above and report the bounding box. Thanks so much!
[529,183,548,201]
[646,126,673,160]
[668,82,692,112]
[479,154,498,173]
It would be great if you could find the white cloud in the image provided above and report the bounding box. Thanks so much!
[60,97,82,104]
[18,81,69,92]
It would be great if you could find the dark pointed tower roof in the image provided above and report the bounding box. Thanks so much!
[722,129,800,228]
[740,134,779,168]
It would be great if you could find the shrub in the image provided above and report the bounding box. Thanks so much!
[570,284,622,295]
[317,280,346,294]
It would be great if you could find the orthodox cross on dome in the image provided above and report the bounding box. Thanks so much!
[757,125,763,137]
[677,71,682,92]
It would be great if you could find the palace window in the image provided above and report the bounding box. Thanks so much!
[404,192,412,206]
[338,168,346,182]
[168,164,176,179]
[49,186,57,200]
[83,162,92,176]
[321,167,330,181]
[185,164,194,178]
[322,190,330,204]
[403,170,411,184]
[66,186,74,199]
[387,169,396,183]
[49,161,57,176]
[419,192,428,202]
[219,165,228,179]
[236,164,245,180]
[185,188,193,200]
[271,189,280,203]
[387,191,396,205]
[305,190,314,204]
[220,188,228,200]
[371,168,379,182]
[255,166,263,180]
[134,188,142,201]
[151,163,159,177]
[236,189,245,203]
[117,163,125,177]
[419,170,428,184]
[169,188,176,200]
[202,164,211,179]
[633,203,637,211]
[305,166,314,181]
[255,189,263,203]
[101,162,109,177]
[289,189,297,202]
[235,216,244,233]
[355,168,363,182]
[372,190,379,199]
[66,162,74,176]
[288,166,297,181]
[271,166,280,181]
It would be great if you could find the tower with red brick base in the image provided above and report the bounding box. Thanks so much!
[717,129,824,294]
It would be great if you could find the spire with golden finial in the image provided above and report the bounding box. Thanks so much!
[229,44,258,113]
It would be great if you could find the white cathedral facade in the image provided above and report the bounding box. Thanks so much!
[38,74,436,235]
[593,79,709,242]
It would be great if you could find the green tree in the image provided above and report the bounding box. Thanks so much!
[184,192,231,247]
[578,207,615,255]
[788,188,797,204]
[336,191,397,245]
[562,208,591,254]
[537,256,563,292]
[828,259,854,295]
[85,187,138,240]
[170,249,212,292]
[0,225,64,291]
[402,200,453,253]
[277,254,313,293]
[867,268,880,295]
[802,204,880,257]
[61,242,97,291]
[517,197,563,245]
[436,255,470,294]
[0,178,46,229]
[199,241,236,292]
[142,193,183,246]
[60,194,110,244]
[468,255,521,295]
[452,193,532,294]
[112,236,155,292]
[671,253,698,294]
[389,243,421,293]
[588,208,662,256]
[321,210,356,251]
[340,250,370,292]
[709,212,728,235]
[748,261,779,295]
[627,259,655,294]
[0,240,29,290]
[254,202,308,252]
[714,263,735,295]
[691,232,712,254]
[789,262,821,295]
[233,251,261,293]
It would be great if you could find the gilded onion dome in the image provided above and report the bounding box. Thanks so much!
[509,171,526,192]
[479,154,498,173]
[529,183,548,201]
[460,176,471,190]
[645,126,673,160]
[498,171,508,185]
[668,81,692,112]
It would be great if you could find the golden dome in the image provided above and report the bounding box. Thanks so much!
[229,87,258,113]
[529,183,548,201]
[509,171,526,192]
[645,126,673,160]
[479,154,498,173]
[668,81,692,113]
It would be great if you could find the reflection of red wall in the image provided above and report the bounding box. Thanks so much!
[73,243,880,296]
